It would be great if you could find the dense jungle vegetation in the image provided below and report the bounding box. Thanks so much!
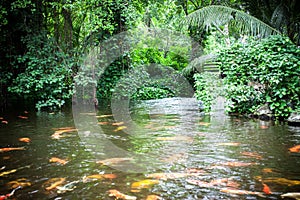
[0,0,299,119]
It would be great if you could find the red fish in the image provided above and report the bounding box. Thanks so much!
[262,183,272,194]
[1,120,8,124]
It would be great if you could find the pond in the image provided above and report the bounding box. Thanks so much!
[0,97,300,200]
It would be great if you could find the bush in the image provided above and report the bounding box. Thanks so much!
[217,35,300,119]
[8,33,74,110]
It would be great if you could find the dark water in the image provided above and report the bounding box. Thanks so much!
[0,97,300,200]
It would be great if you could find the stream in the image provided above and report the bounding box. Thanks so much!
[0,97,300,199]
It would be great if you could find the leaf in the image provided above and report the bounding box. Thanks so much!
[183,5,280,37]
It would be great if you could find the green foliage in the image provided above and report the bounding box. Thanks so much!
[194,72,224,112]
[130,47,188,71]
[218,35,300,118]
[8,33,74,110]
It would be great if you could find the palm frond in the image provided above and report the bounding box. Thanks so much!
[182,5,280,37]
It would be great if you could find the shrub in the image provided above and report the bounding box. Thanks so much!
[217,35,300,119]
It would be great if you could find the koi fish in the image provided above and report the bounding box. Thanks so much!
[262,183,271,194]
[18,137,31,143]
[57,180,80,194]
[262,168,276,173]
[51,128,77,139]
[217,142,241,146]
[18,115,28,119]
[187,178,240,189]
[82,174,117,182]
[220,161,257,167]
[240,152,263,160]
[7,178,31,189]
[146,194,162,200]
[131,179,159,192]
[261,177,300,186]
[0,147,25,153]
[146,172,200,180]
[220,187,264,197]
[1,120,8,124]
[0,165,31,177]
[112,121,125,126]
[108,189,137,200]
[44,178,66,191]
[199,122,210,126]
[113,126,127,132]
[0,186,21,200]
[156,136,193,142]
[96,157,133,166]
[281,192,300,200]
[97,121,109,125]
[289,145,300,153]
[96,114,113,118]
[49,157,68,165]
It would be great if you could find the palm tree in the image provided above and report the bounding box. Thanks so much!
[183,5,280,39]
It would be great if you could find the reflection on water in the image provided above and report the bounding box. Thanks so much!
[0,97,300,199]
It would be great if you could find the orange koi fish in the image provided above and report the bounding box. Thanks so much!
[217,142,241,146]
[146,194,162,200]
[220,161,257,167]
[44,178,66,191]
[146,172,201,180]
[51,128,77,139]
[220,187,264,197]
[0,147,25,153]
[97,121,109,125]
[96,157,133,165]
[96,114,113,118]
[156,136,193,142]
[18,137,31,143]
[18,115,28,119]
[112,121,125,126]
[289,145,300,153]
[83,174,117,182]
[49,157,68,165]
[7,178,31,189]
[262,183,272,194]
[240,152,263,160]
[108,189,137,200]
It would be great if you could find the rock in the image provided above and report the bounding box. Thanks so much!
[287,112,300,126]
[254,104,273,120]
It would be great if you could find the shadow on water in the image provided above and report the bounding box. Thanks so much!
[0,97,300,199]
